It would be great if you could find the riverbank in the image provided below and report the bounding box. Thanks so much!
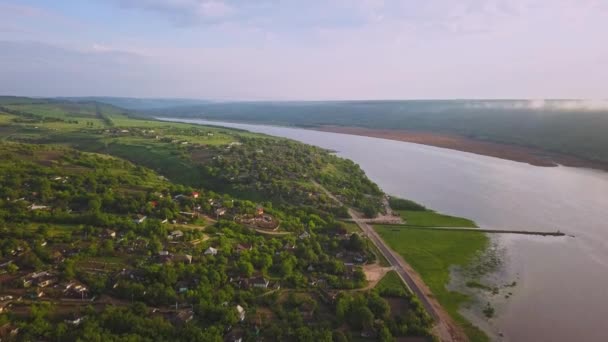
[375,223,490,342]
[316,126,608,171]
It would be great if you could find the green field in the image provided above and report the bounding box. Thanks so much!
[375,225,489,342]
[375,270,409,296]
[339,220,360,233]
[24,223,79,238]
[399,210,477,228]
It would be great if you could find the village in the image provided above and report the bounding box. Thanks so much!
[0,119,431,340]
[0,182,399,341]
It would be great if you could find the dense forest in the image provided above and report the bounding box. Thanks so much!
[0,98,431,341]
[139,100,608,165]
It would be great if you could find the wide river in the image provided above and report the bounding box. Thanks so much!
[166,118,608,342]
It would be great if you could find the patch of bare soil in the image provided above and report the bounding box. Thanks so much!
[361,263,393,290]
[317,126,608,171]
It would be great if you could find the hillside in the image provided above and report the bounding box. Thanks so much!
[0,97,440,341]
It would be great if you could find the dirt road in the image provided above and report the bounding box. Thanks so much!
[350,209,467,342]
[313,180,467,341]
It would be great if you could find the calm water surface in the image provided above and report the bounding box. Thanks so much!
[166,118,608,342]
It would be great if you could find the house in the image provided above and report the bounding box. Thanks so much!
[236,305,246,322]
[65,317,85,326]
[0,323,19,340]
[215,208,227,217]
[23,271,56,288]
[170,310,194,326]
[176,281,190,293]
[235,243,252,253]
[168,230,184,240]
[191,192,200,199]
[27,290,44,299]
[299,231,311,240]
[204,247,218,256]
[256,206,264,216]
[174,254,192,264]
[251,277,269,289]
[224,329,244,342]
[353,254,366,264]
[37,276,57,288]
[179,211,198,219]
[28,204,48,211]
[63,281,89,299]
[133,215,147,224]
[103,229,116,239]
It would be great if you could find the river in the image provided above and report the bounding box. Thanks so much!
[163,118,608,342]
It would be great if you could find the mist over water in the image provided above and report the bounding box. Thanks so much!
[165,118,608,342]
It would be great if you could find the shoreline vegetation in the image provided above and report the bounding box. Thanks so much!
[315,125,608,171]
[378,197,492,342]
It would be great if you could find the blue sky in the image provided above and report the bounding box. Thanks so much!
[0,0,607,100]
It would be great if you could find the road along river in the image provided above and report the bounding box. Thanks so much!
[163,118,608,342]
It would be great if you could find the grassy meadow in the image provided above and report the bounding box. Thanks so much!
[398,210,477,228]
[375,270,409,296]
[375,224,489,342]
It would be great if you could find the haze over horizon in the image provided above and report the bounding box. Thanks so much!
[1,1,607,100]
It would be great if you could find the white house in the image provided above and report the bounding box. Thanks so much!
[133,215,147,224]
[236,305,246,322]
[204,247,218,256]
[251,277,269,289]
[299,231,311,240]
[168,230,184,240]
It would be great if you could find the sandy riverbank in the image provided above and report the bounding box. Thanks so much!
[316,126,608,171]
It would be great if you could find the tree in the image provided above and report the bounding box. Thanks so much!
[332,331,348,342]
[347,233,365,252]
[377,322,394,342]
[61,259,76,280]
[6,262,19,274]
[368,294,390,320]
[349,305,374,330]
[237,260,254,277]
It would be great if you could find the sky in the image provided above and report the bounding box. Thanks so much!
[0,0,607,100]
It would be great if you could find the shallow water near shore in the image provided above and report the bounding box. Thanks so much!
[163,118,608,342]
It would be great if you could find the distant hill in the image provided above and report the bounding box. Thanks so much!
[59,96,213,111]
[143,99,608,165]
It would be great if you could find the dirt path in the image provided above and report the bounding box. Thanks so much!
[313,180,467,342]
[358,263,394,291]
